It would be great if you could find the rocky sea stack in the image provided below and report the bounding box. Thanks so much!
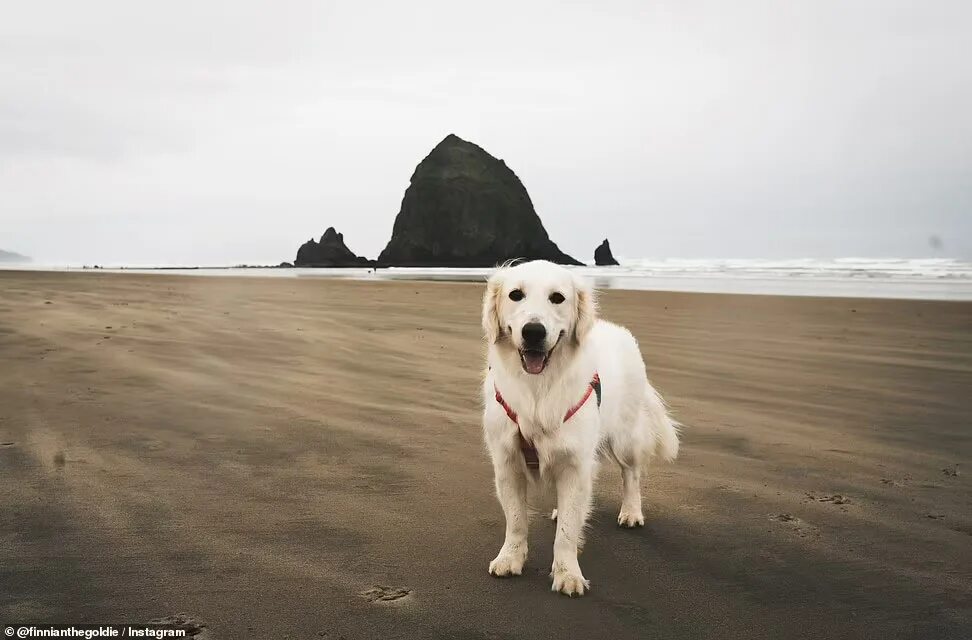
[594,239,619,266]
[294,228,372,267]
[377,134,581,267]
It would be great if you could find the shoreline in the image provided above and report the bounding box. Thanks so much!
[3,262,972,300]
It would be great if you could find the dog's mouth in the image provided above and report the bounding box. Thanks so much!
[518,332,563,375]
[519,349,550,374]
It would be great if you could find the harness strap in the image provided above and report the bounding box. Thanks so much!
[493,373,601,470]
[494,387,518,424]
[563,372,601,423]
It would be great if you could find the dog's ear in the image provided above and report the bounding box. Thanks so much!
[482,271,505,344]
[572,275,597,344]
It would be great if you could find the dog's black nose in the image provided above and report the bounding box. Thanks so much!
[521,322,547,346]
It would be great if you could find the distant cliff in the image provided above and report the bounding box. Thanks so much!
[0,249,31,264]
[294,228,372,267]
[376,135,580,267]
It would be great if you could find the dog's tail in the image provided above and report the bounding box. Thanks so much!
[645,384,680,462]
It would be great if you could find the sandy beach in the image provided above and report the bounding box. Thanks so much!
[1,270,969,639]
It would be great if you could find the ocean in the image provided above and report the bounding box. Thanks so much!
[4,258,971,300]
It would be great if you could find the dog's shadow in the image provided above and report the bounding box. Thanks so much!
[509,505,669,590]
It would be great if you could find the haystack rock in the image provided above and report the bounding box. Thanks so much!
[377,134,581,267]
[594,239,619,266]
[294,227,372,267]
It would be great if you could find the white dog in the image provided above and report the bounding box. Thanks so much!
[481,260,679,597]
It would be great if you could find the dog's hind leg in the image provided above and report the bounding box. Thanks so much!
[615,385,680,528]
[611,409,649,528]
[616,452,645,528]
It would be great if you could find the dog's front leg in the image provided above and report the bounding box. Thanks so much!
[551,462,593,596]
[488,457,529,577]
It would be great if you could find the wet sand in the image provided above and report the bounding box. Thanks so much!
[1,271,969,639]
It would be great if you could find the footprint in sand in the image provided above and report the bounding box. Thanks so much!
[360,585,412,603]
[804,492,851,505]
[145,614,209,638]
[770,513,819,539]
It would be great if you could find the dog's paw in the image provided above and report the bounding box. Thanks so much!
[550,567,589,597]
[488,550,526,577]
[617,508,645,528]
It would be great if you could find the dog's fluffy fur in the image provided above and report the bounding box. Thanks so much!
[481,260,679,596]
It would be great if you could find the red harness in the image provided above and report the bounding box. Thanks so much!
[493,373,601,470]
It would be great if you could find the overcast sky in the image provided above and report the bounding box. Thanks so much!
[1,0,970,265]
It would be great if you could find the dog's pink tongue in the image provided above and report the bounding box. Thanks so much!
[523,352,546,374]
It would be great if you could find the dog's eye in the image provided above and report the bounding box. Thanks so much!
[549,292,565,304]
[509,289,525,302]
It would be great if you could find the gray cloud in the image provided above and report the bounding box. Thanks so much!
[1,0,970,264]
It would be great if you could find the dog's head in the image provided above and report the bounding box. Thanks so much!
[482,260,597,374]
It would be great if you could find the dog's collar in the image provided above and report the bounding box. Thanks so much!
[492,372,602,470]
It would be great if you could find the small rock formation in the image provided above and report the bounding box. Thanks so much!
[0,249,31,264]
[377,134,581,267]
[594,239,619,266]
[294,227,372,267]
